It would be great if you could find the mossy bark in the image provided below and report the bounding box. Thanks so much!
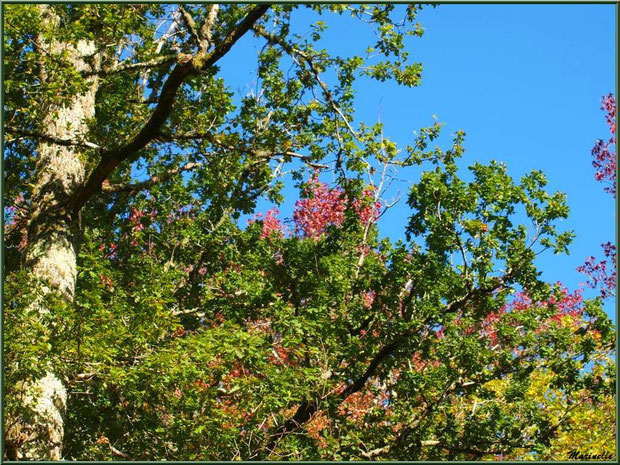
[5,8,99,460]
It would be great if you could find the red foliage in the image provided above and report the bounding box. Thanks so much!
[292,175,381,239]
[306,411,330,447]
[577,242,616,300]
[249,176,381,241]
[361,290,375,309]
[98,273,114,291]
[248,208,284,239]
[411,352,440,371]
[591,93,616,198]
[4,194,28,251]
[455,286,588,350]
[171,326,187,338]
[579,93,616,299]
[488,286,585,340]
[268,344,292,366]
[98,242,118,259]
[293,176,347,238]
[129,207,147,232]
[339,389,375,421]
[353,187,382,225]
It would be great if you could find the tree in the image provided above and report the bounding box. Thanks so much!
[3,4,615,460]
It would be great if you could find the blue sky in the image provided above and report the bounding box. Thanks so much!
[218,4,616,315]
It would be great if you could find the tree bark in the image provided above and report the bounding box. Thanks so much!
[5,7,99,460]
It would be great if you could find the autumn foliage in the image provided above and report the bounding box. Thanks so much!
[578,93,617,301]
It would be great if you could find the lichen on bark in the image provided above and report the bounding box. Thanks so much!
[5,7,99,460]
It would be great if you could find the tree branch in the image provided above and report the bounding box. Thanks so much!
[201,4,220,49]
[101,161,203,193]
[5,127,101,149]
[178,5,201,47]
[68,4,271,215]
[272,151,329,170]
[86,54,178,77]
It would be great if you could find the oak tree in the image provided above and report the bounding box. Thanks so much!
[3,4,615,460]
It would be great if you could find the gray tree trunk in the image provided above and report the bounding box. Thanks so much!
[5,7,98,459]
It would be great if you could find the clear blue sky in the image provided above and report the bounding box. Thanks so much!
[219,4,616,316]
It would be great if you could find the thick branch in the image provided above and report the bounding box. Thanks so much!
[340,338,402,400]
[68,4,271,215]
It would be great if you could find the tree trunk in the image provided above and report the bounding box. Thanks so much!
[5,7,98,460]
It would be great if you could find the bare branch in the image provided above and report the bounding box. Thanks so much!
[360,445,391,459]
[155,9,182,55]
[101,161,203,193]
[279,151,329,169]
